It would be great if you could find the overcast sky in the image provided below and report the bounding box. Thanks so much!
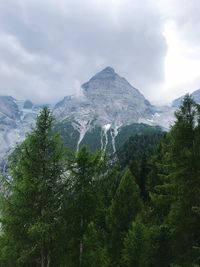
[0,0,199,104]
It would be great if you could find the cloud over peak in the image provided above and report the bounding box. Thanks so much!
[0,0,199,104]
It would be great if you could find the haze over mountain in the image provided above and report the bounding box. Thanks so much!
[172,89,200,107]
[0,1,200,105]
[0,97,40,159]
[0,66,192,160]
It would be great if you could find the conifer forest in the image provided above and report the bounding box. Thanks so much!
[0,95,200,267]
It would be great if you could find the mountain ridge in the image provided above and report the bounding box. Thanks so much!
[53,66,157,152]
[0,66,193,158]
[172,89,200,107]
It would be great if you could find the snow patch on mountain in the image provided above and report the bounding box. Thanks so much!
[53,67,158,150]
[110,126,120,153]
[101,124,111,151]
[76,119,92,151]
[0,66,189,160]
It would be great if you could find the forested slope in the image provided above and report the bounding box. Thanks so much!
[0,95,199,267]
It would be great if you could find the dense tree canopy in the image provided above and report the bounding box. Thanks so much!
[0,96,200,266]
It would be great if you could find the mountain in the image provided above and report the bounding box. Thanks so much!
[54,67,154,125]
[53,67,160,152]
[0,66,182,160]
[172,89,200,107]
[0,97,40,161]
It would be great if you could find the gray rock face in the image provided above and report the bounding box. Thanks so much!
[0,96,20,126]
[81,67,154,125]
[53,67,158,151]
[54,67,154,126]
[1,66,193,159]
[0,96,39,159]
[172,89,200,107]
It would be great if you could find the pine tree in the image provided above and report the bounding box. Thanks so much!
[63,147,104,267]
[121,221,146,267]
[83,222,109,267]
[167,95,200,265]
[148,95,200,266]
[0,107,66,267]
[107,169,142,266]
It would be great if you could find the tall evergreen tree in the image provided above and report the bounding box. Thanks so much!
[63,147,104,267]
[121,221,146,267]
[83,222,109,267]
[167,95,200,265]
[107,169,142,266]
[148,95,200,266]
[0,108,66,267]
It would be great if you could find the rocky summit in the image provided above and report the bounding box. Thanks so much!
[53,67,158,151]
[54,67,154,126]
[0,67,181,159]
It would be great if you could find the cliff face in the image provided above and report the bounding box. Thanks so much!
[54,66,154,127]
[0,67,180,157]
[0,96,39,157]
[53,67,157,152]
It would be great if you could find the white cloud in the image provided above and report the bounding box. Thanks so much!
[154,0,200,104]
[0,0,167,103]
[0,0,199,105]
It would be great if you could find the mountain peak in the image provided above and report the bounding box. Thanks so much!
[102,66,115,73]
[90,66,116,80]
[81,66,117,91]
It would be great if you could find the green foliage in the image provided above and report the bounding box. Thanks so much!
[117,132,165,168]
[166,95,200,266]
[62,146,106,267]
[107,169,142,266]
[147,95,200,266]
[0,108,66,266]
[55,120,162,153]
[117,132,165,201]
[81,127,104,152]
[54,119,80,150]
[115,123,162,151]
[83,222,109,267]
[121,221,147,267]
[0,95,200,266]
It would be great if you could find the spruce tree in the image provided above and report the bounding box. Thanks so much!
[107,169,142,266]
[83,222,109,267]
[167,95,200,265]
[121,221,146,267]
[63,147,104,267]
[148,95,200,266]
[0,107,66,267]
